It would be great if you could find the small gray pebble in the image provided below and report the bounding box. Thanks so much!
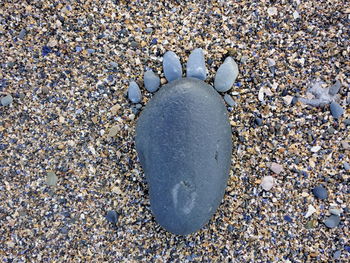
[344,118,350,125]
[130,41,139,48]
[312,185,328,200]
[60,227,69,234]
[344,162,350,171]
[330,102,344,119]
[224,94,236,107]
[144,28,153,33]
[1,94,13,106]
[106,210,119,224]
[144,70,160,92]
[255,117,263,126]
[110,62,118,68]
[87,49,95,54]
[333,250,341,259]
[328,80,341,96]
[136,103,142,109]
[128,81,141,103]
[18,28,27,39]
[324,215,340,228]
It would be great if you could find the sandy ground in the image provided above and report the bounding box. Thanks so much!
[0,1,349,262]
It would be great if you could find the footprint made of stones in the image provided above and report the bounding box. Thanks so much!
[129,49,237,235]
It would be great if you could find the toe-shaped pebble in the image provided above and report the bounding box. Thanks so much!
[328,80,341,96]
[144,70,160,92]
[214,57,239,92]
[186,48,206,80]
[128,81,142,103]
[330,101,344,119]
[163,51,182,82]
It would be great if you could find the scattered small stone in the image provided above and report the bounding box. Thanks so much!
[330,102,344,119]
[224,94,237,107]
[60,227,69,234]
[46,171,58,186]
[344,162,350,171]
[328,80,341,96]
[329,208,342,216]
[144,70,160,92]
[18,28,27,39]
[305,219,317,229]
[267,7,278,16]
[305,204,316,218]
[344,118,350,125]
[110,104,121,114]
[341,141,349,150]
[282,95,294,105]
[130,41,139,48]
[312,185,328,200]
[260,176,274,191]
[293,10,300,19]
[214,57,239,92]
[267,58,276,67]
[284,215,293,223]
[311,145,321,153]
[106,210,119,224]
[240,55,249,63]
[108,125,120,137]
[269,162,283,174]
[87,49,95,54]
[128,81,141,103]
[110,62,118,68]
[324,215,340,228]
[1,94,13,106]
[144,27,153,33]
[333,250,341,260]
[255,117,263,126]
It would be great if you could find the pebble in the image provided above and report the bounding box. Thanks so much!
[135,78,232,235]
[1,94,13,106]
[105,210,119,224]
[282,95,294,105]
[260,176,274,191]
[186,48,207,80]
[163,51,182,82]
[269,162,283,174]
[144,27,153,33]
[311,145,321,153]
[324,215,340,228]
[329,208,342,216]
[144,70,160,92]
[312,185,328,200]
[267,7,278,16]
[341,141,349,150]
[128,81,142,103]
[267,58,276,67]
[255,117,263,126]
[224,94,237,107]
[344,118,350,125]
[330,102,344,119]
[46,171,58,186]
[293,10,300,19]
[214,57,239,92]
[305,204,316,218]
[344,162,350,171]
[18,28,27,39]
[333,250,341,260]
[328,80,341,96]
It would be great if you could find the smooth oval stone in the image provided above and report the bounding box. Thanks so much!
[163,51,182,82]
[312,185,328,200]
[144,70,160,92]
[324,215,340,228]
[330,101,344,119]
[128,81,141,103]
[214,57,239,92]
[224,94,236,107]
[1,94,13,106]
[136,78,232,235]
[186,48,206,80]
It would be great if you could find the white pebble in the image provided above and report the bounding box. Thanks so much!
[260,176,274,191]
[311,145,321,153]
[267,7,278,16]
[305,204,316,218]
[293,10,300,19]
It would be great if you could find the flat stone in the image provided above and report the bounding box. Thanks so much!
[312,185,328,200]
[330,101,344,119]
[269,162,283,174]
[305,204,316,218]
[329,207,342,216]
[144,70,160,92]
[163,51,182,82]
[311,145,321,153]
[260,176,274,191]
[186,48,206,80]
[136,78,232,235]
[106,210,119,224]
[128,81,141,103]
[214,57,239,92]
[324,215,340,228]
[1,94,13,106]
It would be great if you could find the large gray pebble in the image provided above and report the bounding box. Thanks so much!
[163,51,182,82]
[186,48,206,80]
[214,57,238,92]
[324,215,340,228]
[330,101,344,119]
[1,94,13,106]
[144,70,160,92]
[136,78,232,235]
[128,81,141,103]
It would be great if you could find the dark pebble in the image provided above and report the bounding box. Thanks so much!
[312,185,328,200]
[106,210,119,224]
[255,117,263,126]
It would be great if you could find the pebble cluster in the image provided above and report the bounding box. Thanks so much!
[1,1,349,262]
